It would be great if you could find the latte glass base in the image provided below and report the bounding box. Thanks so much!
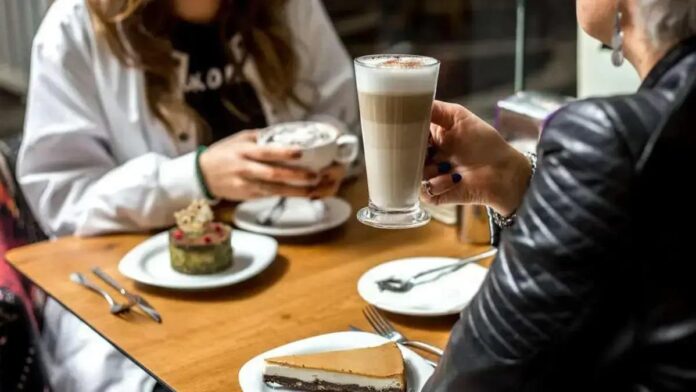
[357,202,431,229]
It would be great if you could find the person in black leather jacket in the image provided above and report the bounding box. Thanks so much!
[421,1,696,391]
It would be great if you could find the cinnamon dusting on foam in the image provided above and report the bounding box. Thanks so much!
[378,58,424,69]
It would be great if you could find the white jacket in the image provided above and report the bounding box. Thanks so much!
[18,0,358,238]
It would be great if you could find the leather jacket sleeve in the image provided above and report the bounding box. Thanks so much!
[423,100,634,391]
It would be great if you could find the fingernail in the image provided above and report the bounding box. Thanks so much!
[451,173,462,183]
[427,146,437,159]
[310,196,320,201]
[438,161,452,174]
[291,151,303,159]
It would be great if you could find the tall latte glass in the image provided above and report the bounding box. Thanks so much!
[355,55,440,229]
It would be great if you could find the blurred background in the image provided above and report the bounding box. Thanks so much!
[324,0,576,118]
[0,0,639,138]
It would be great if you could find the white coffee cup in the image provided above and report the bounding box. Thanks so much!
[258,121,359,173]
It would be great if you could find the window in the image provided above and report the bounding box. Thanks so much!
[324,0,576,119]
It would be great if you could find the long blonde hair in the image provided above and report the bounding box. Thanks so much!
[87,0,304,141]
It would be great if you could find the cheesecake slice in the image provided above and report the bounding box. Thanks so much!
[263,343,405,392]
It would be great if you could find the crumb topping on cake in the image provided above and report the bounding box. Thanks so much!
[175,199,214,234]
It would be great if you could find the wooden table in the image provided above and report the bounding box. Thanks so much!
[6,179,491,391]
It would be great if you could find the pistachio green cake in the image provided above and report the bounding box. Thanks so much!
[169,200,233,275]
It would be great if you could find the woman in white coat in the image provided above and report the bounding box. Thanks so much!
[17,0,357,390]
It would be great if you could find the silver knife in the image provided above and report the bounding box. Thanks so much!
[92,267,162,323]
[348,325,438,368]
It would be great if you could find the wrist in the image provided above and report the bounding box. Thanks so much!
[195,146,216,200]
[489,147,533,217]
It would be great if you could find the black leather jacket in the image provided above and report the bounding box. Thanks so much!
[424,37,696,392]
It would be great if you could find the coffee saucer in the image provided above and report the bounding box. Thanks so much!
[358,257,489,316]
[233,197,352,237]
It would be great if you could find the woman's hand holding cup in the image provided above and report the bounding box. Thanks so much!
[199,122,355,201]
[199,130,337,200]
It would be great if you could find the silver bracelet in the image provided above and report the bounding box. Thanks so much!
[488,152,537,229]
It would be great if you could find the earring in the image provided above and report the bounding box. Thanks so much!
[611,10,625,67]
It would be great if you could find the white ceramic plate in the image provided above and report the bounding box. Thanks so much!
[238,331,434,392]
[358,257,489,317]
[118,230,277,290]
[234,197,352,237]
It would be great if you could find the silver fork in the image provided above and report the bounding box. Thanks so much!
[348,325,437,368]
[363,305,444,357]
[70,273,135,315]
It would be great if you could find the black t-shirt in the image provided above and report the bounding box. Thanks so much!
[170,20,267,144]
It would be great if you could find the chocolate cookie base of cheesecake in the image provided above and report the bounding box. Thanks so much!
[263,375,403,392]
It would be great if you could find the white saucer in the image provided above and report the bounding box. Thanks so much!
[234,197,352,237]
[119,230,277,290]
[358,257,489,317]
[238,331,434,392]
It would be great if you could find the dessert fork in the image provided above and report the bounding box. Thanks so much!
[363,305,444,357]
[92,267,162,323]
[348,325,437,368]
[70,273,135,315]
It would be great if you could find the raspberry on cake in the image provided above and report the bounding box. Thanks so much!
[169,200,233,275]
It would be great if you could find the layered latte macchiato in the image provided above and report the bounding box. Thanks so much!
[355,55,440,229]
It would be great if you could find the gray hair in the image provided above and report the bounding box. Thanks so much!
[639,0,696,46]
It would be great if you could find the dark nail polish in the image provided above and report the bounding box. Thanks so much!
[310,196,320,201]
[438,161,452,174]
[292,151,303,159]
[427,146,437,159]
[452,173,462,184]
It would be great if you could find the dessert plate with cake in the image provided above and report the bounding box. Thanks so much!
[358,257,489,317]
[234,196,352,237]
[238,331,434,392]
[119,200,278,290]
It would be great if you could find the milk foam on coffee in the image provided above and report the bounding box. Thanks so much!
[356,55,439,210]
[355,56,439,94]
[261,123,335,148]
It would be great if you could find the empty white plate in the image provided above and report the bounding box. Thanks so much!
[358,257,489,317]
[234,197,352,237]
[119,230,277,290]
[238,331,434,392]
